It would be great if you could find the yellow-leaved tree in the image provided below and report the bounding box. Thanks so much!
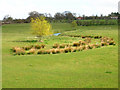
[31,16,53,41]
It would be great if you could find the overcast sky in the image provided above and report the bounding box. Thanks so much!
[0,0,119,20]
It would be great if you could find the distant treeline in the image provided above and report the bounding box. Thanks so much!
[2,11,119,25]
[76,20,118,26]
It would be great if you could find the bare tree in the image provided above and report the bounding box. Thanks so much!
[3,15,13,23]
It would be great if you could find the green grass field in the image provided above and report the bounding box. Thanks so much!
[2,23,118,88]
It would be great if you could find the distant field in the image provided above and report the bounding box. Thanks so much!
[2,23,118,88]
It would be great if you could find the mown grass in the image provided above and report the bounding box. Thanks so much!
[2,23,118,88]
[0,25,2,89]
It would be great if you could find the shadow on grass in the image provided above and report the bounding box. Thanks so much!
[12,40,38,43]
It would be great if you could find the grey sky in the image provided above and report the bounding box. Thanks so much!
[0,0,119,20]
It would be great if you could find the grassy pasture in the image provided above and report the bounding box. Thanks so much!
[2,23,118,88]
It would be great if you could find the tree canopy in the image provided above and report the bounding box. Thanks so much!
[31,16,53,38]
